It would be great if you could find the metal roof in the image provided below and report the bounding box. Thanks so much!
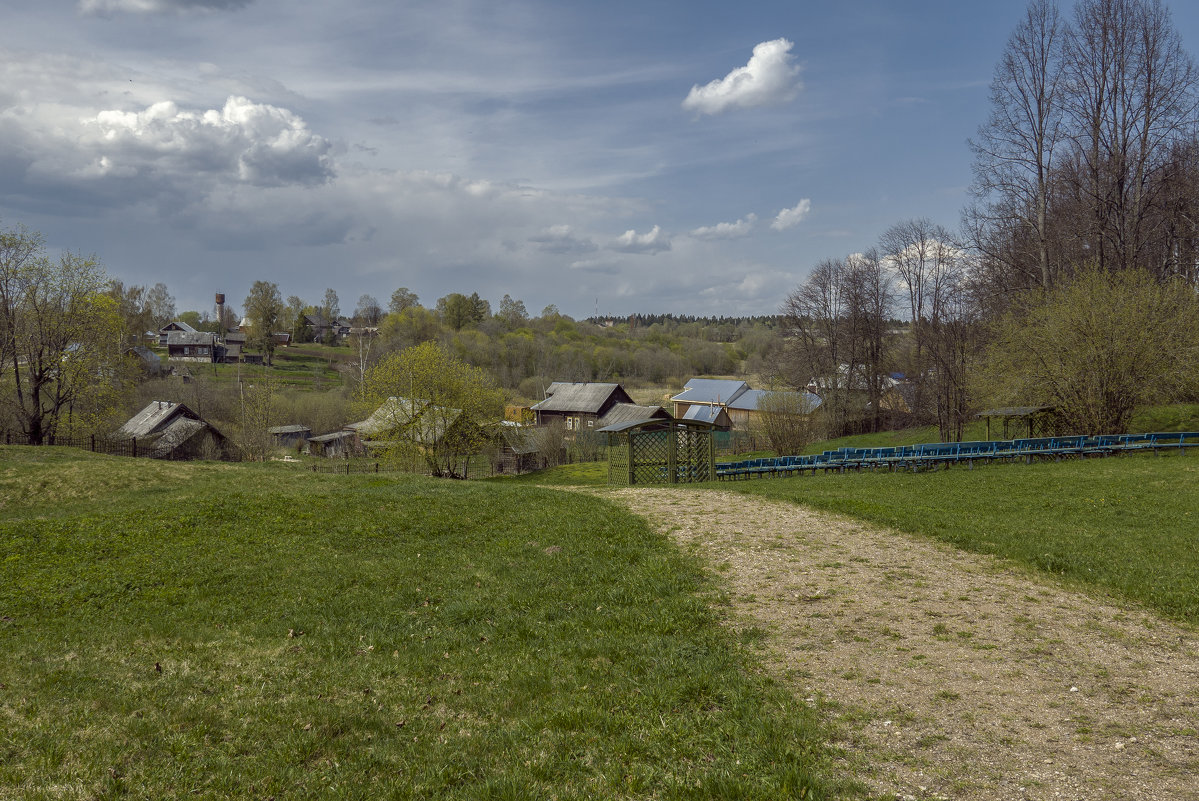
[598,403,671,428]
[268,425,312,435]
[727,389,823,413]
[160,321,197,334]
[114,401,197,439]
[531,382,628,414]
[681,404,729,425]
[670,378,749,406]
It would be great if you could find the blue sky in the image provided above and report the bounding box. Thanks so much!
[2,0,1197,318]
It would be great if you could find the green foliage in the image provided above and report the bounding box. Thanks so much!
[243,280,285,365]
[729,452,1199,623]
[0,224,126,442]
[0,450,850,799]
[976,269,1199,433]
[359,341,504,477]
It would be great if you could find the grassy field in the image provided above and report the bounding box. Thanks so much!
[506,441,1199,625]
[0,447,853,800]
[725,451,1199,625]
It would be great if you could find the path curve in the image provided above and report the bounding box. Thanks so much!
[599,488,1199,801]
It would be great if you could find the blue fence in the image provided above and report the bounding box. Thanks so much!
[715,431,1199,480]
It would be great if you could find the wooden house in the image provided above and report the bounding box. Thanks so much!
[112,400,232,460]
[166,331,220,363]
[530,382,634,432]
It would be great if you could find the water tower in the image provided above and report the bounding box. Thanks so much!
[215,293,225,338]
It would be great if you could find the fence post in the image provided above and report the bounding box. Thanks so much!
[346,461,350,475]
[375,462,379,473]
[132,437,137,458]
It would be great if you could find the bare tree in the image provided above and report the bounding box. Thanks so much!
[967,0,1066,290]
[1061,0,1198,274]
[879,218,959,423]
[354,294,383,326]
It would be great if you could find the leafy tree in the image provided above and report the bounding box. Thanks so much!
[379,305,440,352]
[0,223,124,443]
[389,287,420,315]
[437,293,476,331]
[498,293,529,327]
[106,280,153,347]
[358,340,503,477]
[976,268,1199,433]
[243,280,284,366]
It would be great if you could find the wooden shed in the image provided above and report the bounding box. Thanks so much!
[600,418,716,485]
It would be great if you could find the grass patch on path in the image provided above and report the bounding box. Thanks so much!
[726,452,1199,625]
[0,447,851,800]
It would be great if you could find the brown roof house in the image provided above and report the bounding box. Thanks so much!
[112,400,232,460]
[530,382,634,433]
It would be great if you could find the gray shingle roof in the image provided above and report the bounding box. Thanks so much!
[114,401,197,439]
[166,331,217,346]
[530,382,629,414]
[670,378,749,406]
[598,403,671,428]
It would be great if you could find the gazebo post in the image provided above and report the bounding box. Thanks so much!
[667,427,678,484]
[627,431,635,485]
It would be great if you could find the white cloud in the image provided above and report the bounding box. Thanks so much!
[771,199,811,231]
[79,0,251,14]
[610,225,671,254]
[682,39,802,116]
[691,213,756,240]
[84,96,333,187]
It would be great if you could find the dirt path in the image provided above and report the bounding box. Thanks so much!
[599,488,1199,801]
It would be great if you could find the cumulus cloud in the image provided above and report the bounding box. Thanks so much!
[79,0,252,14]
[529,224,598,254]
[610,225,671,254]
[682,39,802,116]
[690,213,756,240]
[85,96,333,187]
[771,199,811,231]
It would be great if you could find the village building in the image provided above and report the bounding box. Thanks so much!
[530,382,635,432]
[166,331,221,363]
[111,400,231,460]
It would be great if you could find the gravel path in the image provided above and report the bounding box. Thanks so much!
[599,487,1199,801]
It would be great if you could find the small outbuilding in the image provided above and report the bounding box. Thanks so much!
[269,424,311,449]
[600,417,716,485]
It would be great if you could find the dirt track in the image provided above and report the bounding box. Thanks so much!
[599,488,1199,801]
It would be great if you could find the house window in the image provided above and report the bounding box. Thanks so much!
[566,417,574,431]
[586,419,593,427]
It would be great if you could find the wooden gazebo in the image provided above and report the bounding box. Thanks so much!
[599,417,716,485]
[976,405,1059,439]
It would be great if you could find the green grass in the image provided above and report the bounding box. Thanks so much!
[493,460,609,486]
[725,451,1199,624]
[0,447,853,800]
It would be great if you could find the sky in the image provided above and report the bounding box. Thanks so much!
[2,1,1197,320]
